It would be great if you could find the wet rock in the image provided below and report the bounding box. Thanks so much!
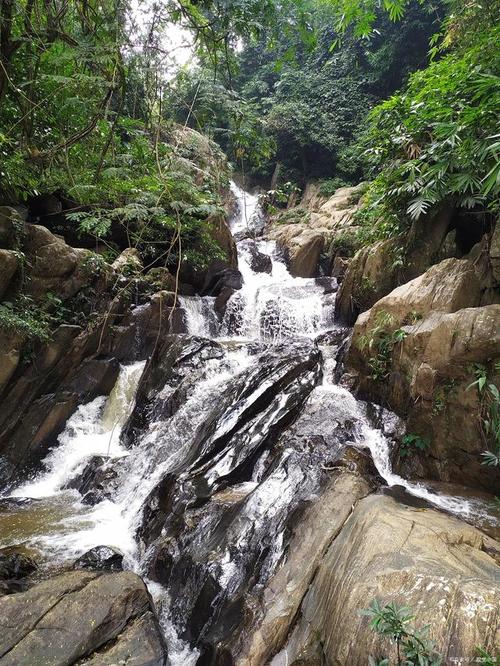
[236,472,372,665]
[0,570,167,665]
[0,547,38,594]
[0,355,120,480]
[274,495,500,665]
[145,365,385,659]
[202,263,243,296]
[0,548,37,580]
[73,546,124,572]
[314,275,337,293]
[65,455,118,504]
[314,327,349,348]
[214,286,237,320]
[245,241,272,274]
[140,341,322,546]
[80,611,167,666]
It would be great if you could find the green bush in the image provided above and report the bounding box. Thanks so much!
[362,599,442,665]
[357,25,500,234]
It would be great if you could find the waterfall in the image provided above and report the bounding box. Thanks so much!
[12,361,146,500]
[179,295,218,337]
[3,180,496,663]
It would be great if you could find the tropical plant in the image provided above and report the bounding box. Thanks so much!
[362,599,442,665]
[356,21,499,236]
[399,433,430,458]
[359,312,408,381]
[468,363,500,467]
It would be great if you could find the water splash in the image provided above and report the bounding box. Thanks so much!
[179,296,218,337]
[12,361,146,499]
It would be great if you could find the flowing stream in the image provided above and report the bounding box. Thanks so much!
[1,180,497,663]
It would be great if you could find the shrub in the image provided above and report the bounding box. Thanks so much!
[362,599,442,665]
[357,25,500,236]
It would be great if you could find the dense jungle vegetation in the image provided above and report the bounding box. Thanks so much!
[0,0,499,259]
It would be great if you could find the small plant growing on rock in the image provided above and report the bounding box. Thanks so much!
[475,646,499,665]
[400,433,430,458]
[468,363,500,467]
[359,312,408,381]
[362,599,442,665]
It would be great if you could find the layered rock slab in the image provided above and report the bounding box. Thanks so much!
[346,257,500,491]
[273,494,500,665]
[0,570,167,665]
[267,184,365,278]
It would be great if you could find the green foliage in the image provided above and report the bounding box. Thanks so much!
[318,178,350,196]
[358,24,500,231]
[431,380,456,416]
[359,312,408,381]
[475,646,500,665]
[329,231,360,258]
[400,433,430,458]
[0,297,52,343]
[468,362,500,467]
[362,599,442,665]
[273,208,311,226]
[169,0,439,183]
[260,182,302,214]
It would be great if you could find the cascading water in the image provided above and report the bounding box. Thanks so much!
[3,180,497,663]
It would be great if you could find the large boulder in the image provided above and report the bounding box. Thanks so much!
[236,472,372,665]
[273,494,500,665]
[491,219,500,285]
[346,259,499,491]
[0,330,22,397]
[267,184,366,278]
[336,205,455,324]
[335,237,401,323]
[392,305,499,491]
[0,207,24,249]
[0,249,19,299]
[349,257,482,357]
[0,570,167,665]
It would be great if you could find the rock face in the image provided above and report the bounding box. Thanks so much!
[346,258,499,491]
[267,184,366,278]
[336,205,455,324]
[0,570,167,665]
[0,249,19,299]
[274,494,500,665]
[335,237,401,323]
[236,471,373,665]
[0,547,37,595]
[491,220,500,284]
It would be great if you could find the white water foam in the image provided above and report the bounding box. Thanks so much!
[179,295,218,337]
[12,361,146,499]
[220,186,335,342]
[229,180,264,235]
